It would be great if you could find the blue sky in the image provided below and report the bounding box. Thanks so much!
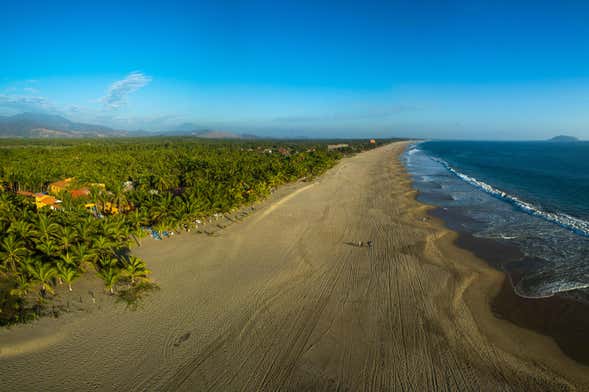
[1,0,588,139]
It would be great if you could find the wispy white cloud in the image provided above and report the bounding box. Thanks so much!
[101,71,151,110]
[0,73,167,130]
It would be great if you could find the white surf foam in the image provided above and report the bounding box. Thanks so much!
[431,157,589,238]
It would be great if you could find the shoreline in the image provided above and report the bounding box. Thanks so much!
[398,146,589,387]
[0,141,588,390]
[423,173,589,367]
[410,213,589,387]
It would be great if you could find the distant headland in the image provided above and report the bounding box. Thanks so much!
[547,135,580,143]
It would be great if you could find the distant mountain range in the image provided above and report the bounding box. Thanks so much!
[0,112,124,138]
[0,113,257,139]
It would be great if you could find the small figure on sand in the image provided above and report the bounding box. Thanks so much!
[356,240,373,248]
[367,240,373,248]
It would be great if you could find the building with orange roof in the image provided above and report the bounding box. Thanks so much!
[69,188,91,199]
[48,178,74,194]
[34,194,60,209]
[19,191,61,209]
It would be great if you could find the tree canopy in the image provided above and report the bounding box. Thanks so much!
[0,137,393,324]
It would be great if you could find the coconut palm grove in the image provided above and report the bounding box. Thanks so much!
[0,137,387,324]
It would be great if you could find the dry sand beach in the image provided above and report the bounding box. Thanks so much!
[1,142,588,391]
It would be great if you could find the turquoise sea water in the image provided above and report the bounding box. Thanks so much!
[404,141,589,299]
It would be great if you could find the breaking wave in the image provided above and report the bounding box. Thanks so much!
[431,156,589,238]
[406,144,589,299]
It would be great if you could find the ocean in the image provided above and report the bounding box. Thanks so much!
[403,140,589,300]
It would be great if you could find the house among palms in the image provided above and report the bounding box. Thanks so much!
[84,202,120,215]
[48,177,75,194]
[34,194,61,209]
[17,190,61,209]
[48,178,102,199]
[69,188,91,198]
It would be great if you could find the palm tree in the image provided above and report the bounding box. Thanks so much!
[127,209,148,229]
[0,235,28,275]
[35,237,60,259]
[151,193,173,224]
[57,226,77,251]
[57,264,79,292]
[7,220,33,240]
[75,219,94,246]
[123,256,150,285]
[10,274,32,298]
[91,235,114,259]
[104,218,130,245]
[97,267,121,295]
[98,255,118,269]
[35,214,59,242]
[110,184,129,211]
[27,261,57,297]
[126,226,145,247]
[59,252,77,267]
[154,174,175,193]
[18,255,39,275]
[55,256,76,285]
[71,242,94,269]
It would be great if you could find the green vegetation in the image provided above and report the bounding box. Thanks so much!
[0,137,394,324]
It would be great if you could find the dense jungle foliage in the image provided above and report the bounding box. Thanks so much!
[0,137,394,324]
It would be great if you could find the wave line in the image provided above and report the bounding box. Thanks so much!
[425,153,589,238]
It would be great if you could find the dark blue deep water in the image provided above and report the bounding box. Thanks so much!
[403,141,589,300]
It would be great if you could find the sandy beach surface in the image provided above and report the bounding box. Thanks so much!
[1,142,588,391]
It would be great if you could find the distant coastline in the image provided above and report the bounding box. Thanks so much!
[547,135,581,143]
